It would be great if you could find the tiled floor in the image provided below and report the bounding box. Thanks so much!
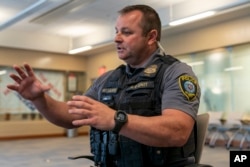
[0,135,236,167]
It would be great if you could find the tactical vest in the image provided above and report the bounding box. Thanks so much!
[90,54,195,167]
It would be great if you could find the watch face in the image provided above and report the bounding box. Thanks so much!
[117,112,126,121]
[113,111,127,133]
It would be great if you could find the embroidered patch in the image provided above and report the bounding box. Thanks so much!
[143,64,158,77]
[178,75,198,101]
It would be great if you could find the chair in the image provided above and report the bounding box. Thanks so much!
[227,112,250,150]
[205,111,222,145]
[171,113,213,167]
[195,113,210,164]
[208,111,242,147]
[185,113,213,167]
[69,113,213,167]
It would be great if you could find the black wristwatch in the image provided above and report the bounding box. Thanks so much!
[112,110,128,134]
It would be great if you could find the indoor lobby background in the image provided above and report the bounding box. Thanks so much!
[0,0,250,166]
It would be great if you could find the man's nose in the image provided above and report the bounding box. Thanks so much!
[114,33,122,43]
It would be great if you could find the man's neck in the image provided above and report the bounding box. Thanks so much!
[129,47,159,68]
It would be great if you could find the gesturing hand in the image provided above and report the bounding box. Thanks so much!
[7,63,50,101]
[67,95,116,131]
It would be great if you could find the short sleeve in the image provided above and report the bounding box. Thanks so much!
[161,62,200,119]
[84,71,113,100]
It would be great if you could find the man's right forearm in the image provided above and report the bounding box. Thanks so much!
[32,93,76,129]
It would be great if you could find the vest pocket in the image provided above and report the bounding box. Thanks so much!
[146,147,167,166]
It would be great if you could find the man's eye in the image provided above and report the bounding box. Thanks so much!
[122,31,132,35]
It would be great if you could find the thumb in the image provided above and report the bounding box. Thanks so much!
[41,84,51,92]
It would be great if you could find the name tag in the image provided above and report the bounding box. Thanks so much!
[127,81,154,91]
[102,88,118,94]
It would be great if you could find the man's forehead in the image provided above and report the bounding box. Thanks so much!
[118,10,142,20]
[115,11,142,28]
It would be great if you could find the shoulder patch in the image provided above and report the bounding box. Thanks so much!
[178,75,198,101]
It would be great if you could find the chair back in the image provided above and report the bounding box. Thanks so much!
[195,113,209,163]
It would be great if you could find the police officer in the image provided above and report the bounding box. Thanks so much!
[7,4,200,167]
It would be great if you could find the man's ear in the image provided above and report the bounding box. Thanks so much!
[147,29,158,45]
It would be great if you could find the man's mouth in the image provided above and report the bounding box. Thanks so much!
[117,46,124,52]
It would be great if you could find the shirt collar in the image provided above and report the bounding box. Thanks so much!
[125,48,165,74]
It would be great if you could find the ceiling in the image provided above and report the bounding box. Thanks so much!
[0,0,249,56]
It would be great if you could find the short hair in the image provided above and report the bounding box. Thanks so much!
[118,4,162,41]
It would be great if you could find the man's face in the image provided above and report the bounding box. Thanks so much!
[114,10,151,67]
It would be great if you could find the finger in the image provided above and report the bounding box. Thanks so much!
[7,84,19,91]
[82,96,96,104]
[71,95,83,101]
[41,84,51,92]
[24,63,35,77]
[13,65,27,79]
[9,73,22,84]
[69,108,88,114]
[72,119,91,126]
[68,108,91,120]
[67,101,80,108]
[67,101,92,110]
[72,95,95,105]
